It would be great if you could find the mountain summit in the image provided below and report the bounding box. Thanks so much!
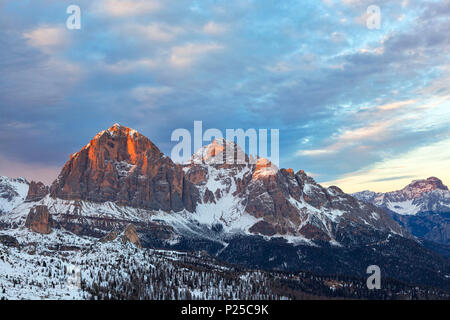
[406,177,449,196]
[353,177,450,215]
[353,177,450,245]
[50,124,199,212]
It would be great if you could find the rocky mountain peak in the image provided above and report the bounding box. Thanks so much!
[26,181,49,202]
[404,177,448,197]
[2,124,407,249]
[353,176,450,218]
[106,123,141,139]
[74,124,159,167]
[191,138,248,165]
[50,124,199,212]
[252,158,278,180]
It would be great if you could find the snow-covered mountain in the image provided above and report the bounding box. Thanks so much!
[0,177,29,214]
[353,178,450,245]
[2,124,450,297]
[353,177,450,216]
[182,137,406,246]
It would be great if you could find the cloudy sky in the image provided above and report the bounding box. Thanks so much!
[0,0,449,192]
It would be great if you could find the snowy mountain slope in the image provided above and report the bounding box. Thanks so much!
[2,226,450,300]
[0,177,29,214]
[0,227,283,300]
[3,195,153,226]
[183,138,406,246]
[185,153,261,232]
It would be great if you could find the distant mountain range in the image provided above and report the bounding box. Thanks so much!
[1,124,450,299]
[353,178,450,246]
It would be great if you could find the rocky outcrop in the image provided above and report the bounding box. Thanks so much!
[249,221,277,236]
[245,167,304,235]
[122,224,141,248]
[100,230,118,243]
[0,234,19,248]
[99,224,141,248]
[25,205,52,234]
[26,181,49,202]
[50,124,199,212]
[184,165,208,185]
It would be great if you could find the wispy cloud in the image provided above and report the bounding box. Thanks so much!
[23,25,67,53]
[298,121,389,156]
[169,42,224,68]
[377,100,415,111]
[97,0,162,17]
[102,59,158,74]
[129,23,184,42]
[132,86,173,101]
[202,22,228,35]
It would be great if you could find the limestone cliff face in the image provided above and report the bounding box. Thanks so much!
[122,224,141,248]
[50,124,199,212]
[25,205,52,234]
[246,166,406,243]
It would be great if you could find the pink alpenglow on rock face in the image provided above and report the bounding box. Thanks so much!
[403,177,448,199]
[171,121,279,167]
[252,158,278,180]
[50,124,199,213]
